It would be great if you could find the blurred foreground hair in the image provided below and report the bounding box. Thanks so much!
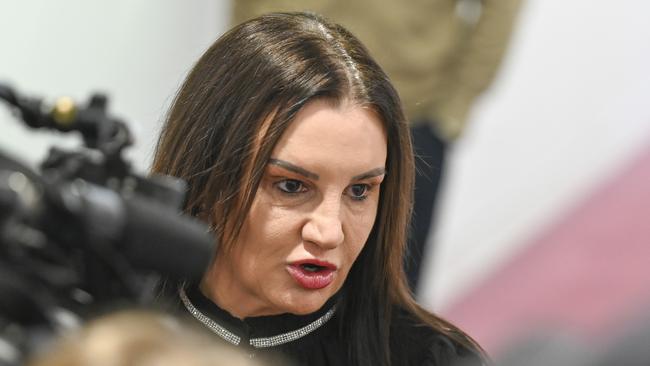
[27,310,271,366]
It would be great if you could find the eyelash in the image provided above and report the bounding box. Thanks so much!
[274,179,374,201]
[275,179,308,195]
[347,184,372,201]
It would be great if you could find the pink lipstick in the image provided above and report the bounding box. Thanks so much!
[287,259,337,289]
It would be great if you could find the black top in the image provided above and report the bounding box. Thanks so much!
[177,284,483,366]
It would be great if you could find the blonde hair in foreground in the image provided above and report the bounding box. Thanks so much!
[27,311,269,366]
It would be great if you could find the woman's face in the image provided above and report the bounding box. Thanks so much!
[207,99,387,318]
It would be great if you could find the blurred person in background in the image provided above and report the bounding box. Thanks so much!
[26,310,271,366]
[233,0,522,293]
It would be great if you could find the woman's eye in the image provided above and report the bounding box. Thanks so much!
[347,184,370,201]
[276,179,307,194]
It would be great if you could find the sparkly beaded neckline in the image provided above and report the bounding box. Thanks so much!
[178,286,337,348]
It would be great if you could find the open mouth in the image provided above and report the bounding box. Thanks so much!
[291,259,336,272]
[287,260,337,289]
[300,263,327,272]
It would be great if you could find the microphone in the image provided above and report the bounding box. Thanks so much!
[1,160,215,285]
[122,194,215,282]
[47,179,215,283]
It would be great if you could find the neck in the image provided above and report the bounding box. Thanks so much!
[200,258,276,319]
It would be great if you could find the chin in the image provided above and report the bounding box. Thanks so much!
[281,292,331,315]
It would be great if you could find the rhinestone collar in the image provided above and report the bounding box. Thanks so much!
[178,286,336,348]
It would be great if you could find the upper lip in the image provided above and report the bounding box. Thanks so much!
[289,259,337,270]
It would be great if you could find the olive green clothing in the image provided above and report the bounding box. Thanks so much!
[232,0,521,141]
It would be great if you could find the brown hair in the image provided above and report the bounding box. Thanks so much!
[152,12,481,366]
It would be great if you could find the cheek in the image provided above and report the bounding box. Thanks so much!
[343,206,379,262]
[244,203,302,255]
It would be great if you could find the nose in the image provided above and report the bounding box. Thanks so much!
[301,196,344,250]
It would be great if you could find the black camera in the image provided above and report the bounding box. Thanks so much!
[0,83,214,365]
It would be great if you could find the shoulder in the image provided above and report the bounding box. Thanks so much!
[389,307,485,366]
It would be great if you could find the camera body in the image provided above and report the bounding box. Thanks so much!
[0,84,214,365]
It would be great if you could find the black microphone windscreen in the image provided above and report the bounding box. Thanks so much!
[121,196,215,283]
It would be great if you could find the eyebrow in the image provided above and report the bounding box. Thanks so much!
[268,159,319,180]
[268,158,386,181]
[352,168,386,181]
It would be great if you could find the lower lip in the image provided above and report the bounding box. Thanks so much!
[286,265,335,290]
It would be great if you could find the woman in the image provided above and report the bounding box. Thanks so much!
[152,12,485,366]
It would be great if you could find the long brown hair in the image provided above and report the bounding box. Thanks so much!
[152,12,480,366]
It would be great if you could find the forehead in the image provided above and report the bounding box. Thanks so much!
[271,99,387,167]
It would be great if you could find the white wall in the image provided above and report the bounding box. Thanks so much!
[0,0,229,171]
[421,0,650,310]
